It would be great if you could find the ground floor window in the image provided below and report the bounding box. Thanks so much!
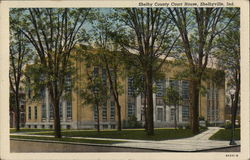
[49,104,54,119]
[42,104,46,119]
[34,106,38,119]
[66,101,72,119]
[128,102,136,117]
[170,108,175,121]
[157,108,164,121]
[182,106,189,122]
[28,106,31,120]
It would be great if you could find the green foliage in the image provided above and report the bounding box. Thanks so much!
[123,115,143,129]
[163,86,182,106]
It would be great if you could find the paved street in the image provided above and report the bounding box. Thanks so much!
[10,127,240,152]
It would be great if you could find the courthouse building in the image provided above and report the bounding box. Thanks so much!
[24,51,225,129]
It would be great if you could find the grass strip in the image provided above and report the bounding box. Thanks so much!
[29,128,202,141]
[209,129,240,141]
[10,135,125,144]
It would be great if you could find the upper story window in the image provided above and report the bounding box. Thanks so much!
[102,103,107,121]
[65,73,72,92]
[128,77,135,96]
[156,80,165,97]
[110,101,115,120]
[59,103,63,119]
[102,69,107,85]
[169,79,179,91]
[93,67,99,77]
[182,80,189,100]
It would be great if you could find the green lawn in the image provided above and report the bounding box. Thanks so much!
[28,128,201,141]
[209,129,240,141]
[10,135,124,144]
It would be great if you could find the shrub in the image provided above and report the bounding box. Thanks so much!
[123,115,143,129]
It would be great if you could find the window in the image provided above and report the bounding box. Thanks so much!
[111,125,116,129]
[103,124,108,129]
[59,103,63,119]
[182,81,189,100]
[207,82,218,122]
[93,67,99,77]
[156,80,165,97]
[110,101,115,120]
[182,106,189,122]
[156,98,164,106]
[49,104,54,119]
[40,87,45,98]
[157,108,163,121]
[170,108,175,121]
[128,77,135,96]
[66,101,72,119]
[102,69,107,85]
[94,105,98,121]
[65,73,71,92]
[128,102,135,117]
[169,79,179,91]
[34,106,38,119]
[28,88,31,99]
[42,104,46,119]
[28,106,31,120]
[102,103,107,121]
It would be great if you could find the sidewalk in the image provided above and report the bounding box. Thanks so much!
[11,127,240,152]
[111,127,240,151]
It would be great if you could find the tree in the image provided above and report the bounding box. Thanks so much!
[80,51,109,132]
[90,11,125,130]
[10,8,91,138]
[213,9,240,139]
[9,26,33,131]
[111,8,179,135]
[91,17,134,130]
[168,8,239,134]
[163,86,182,129]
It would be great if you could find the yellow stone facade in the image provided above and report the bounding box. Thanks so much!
[25,53,225,129]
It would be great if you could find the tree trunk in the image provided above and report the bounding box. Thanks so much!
[97,104,100,132]
[15,91,20,131]
[174,104,177,129]
[190,79,200,134]
[145,70,154,135]
[53,99,61,138]
[117,103,122,131]
[232,80,240,130]
[144,80,148,131]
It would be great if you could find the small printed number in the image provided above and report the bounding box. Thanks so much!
[226,154,239,157]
